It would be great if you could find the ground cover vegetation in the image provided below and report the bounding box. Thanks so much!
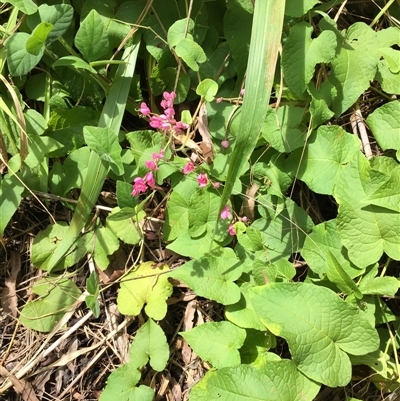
[0,0,400,400]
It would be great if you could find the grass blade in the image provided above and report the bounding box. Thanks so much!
[219,1,286,211]
[44,34,141,272]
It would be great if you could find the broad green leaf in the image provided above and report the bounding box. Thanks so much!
[175,38,206,71]
[99,364,141,401]
[285,0,320,17]
[0,173,24,238]
[327,251,363,299]
[326,22,379,116]
[91,225,120,270]
[129,319,169,371]
[53,56,98,74]
[225,285,266,331]
[26,22,53,56]
[27,4,73,43]
[254,196,314,260]
[366,100,400,151]
[166,232,223,259]
[308,81,336,128]
[170,248,242,305]
[350,350,390,378]
[164,192,190,241]
[181,322,246,369]
[240,330,276,366]
[107,207,144,245]
[5,0,37,15]
[19,277,81,332]
[190,361,320,401]
[252,258,296,285]
[117,262,173,320]
[302,220,363,278]
[31,222,88,271]
[167,18,194,47]
[223,0,253,78]
[250,283,379,387]
[261,105,306,152]
[196,78,218,102]
[358,265,399,296]
[116,180,138,209]
[5,32,45,76]
[282,22,336,99]
[188,189,231,242]
[83,126,123,175]
[334,153,400,267]
[287,125,360,195]
[75,9,109,61]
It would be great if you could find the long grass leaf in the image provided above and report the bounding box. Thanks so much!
[44,34,141,272]
[219,1,286,212]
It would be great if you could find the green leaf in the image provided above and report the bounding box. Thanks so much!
[117,262,173,320]
[196,78,218,102]
[175,38,206,71]
[287,125,360,195]
[53,56,98,74]
[224,0,253,78]
[116,181,138,209]
[181,322,246,369]
[26,22,53,56]
[0,173,24,238]
[250,283,380,387]
[169,248,242,305]
[83,126,123,175]
[106,207,144,245]
[19,277,81,332]
[167,18,194,47]
[327,251,363,299]
[5,32,45,76]
[334,153,400,267]
[6,0,37,15]
[285,0,320,17]
[261,105,306,152]
[366,100,400,151]
[75,9,110,61]
[99,364,141,401]
[92,225,120,270]
[308,81,336,128]
[327,22,379,116]
[31,222,89,271]
[129,319,169,371]
[27,4,73,43]
[302,219,363,278]
[358,265,399,296]
[282,22,336,99]
[225,285,266,331]
[190,361,320,401]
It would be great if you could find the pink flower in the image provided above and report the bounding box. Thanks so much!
[152,149,165,161]
[213,182,220,189]
[241,216,248,222]
[150,115,171,131]
[197,173,208,188]
[220,205,232,220]
[144,172,156,188]
[132,177,147,196]
[161,91,176,109]
[182,161,195,174]
[164,106,175,119]
[216,97,223,103]
[173,121,189,134]
[228,223,236,236]
[145,159,158,170]
[221,140,229,149]
[240,89,245,96]
[139,102,150,116]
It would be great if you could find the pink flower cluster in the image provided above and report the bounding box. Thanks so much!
[220,205,248,236]
[131,149,164,196]
[139,92,189,134]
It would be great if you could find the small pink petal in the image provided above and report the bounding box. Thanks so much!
[240,89,245,96]
[144,172,156,188]
[241,216,248,222]
[228,223,236,236]
[197,173,208,188]
[213,182,220,189]
[220,205,232,220]
[216,97,223,103]
[132,177,147,196]
[221,140,229,149]
[145,159,158,170]
[182,161,195,175]
[139,102,150,116]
